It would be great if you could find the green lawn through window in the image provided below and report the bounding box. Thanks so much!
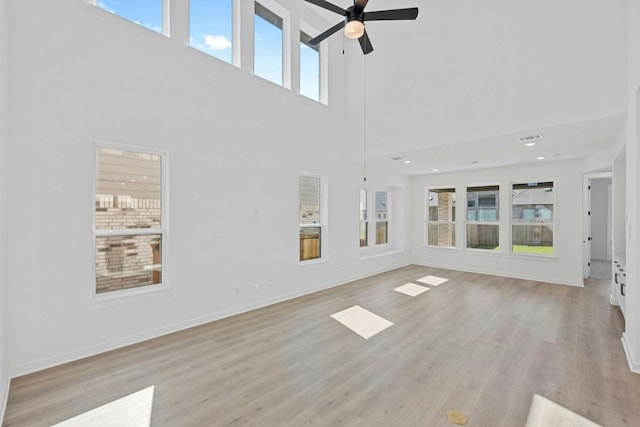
[512,245,553,255]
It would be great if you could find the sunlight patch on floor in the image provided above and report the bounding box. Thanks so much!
[525,394,602,427]
[330,305,394,339]
[394,283,430,297]
[417,275,448,286]
[52,385,154,427]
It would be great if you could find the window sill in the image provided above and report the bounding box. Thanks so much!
[507,252,558,262]
[91,283,172,309]
[359,249,404,261]
[422,246,456,252]
[299,258,327,268]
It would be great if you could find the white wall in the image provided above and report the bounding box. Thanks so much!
[0,0,9,419]
[623,0,640,373]
[4,0,411,376]
[410,159,584,286]
[590,178,612,261]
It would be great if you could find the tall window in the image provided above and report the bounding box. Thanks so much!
[359,190,368,247]
[254,2,283,86]
[512,182,554,255]
[466,185,499,250]
[427,188,456,248]
[376,191,389,245]
[95,0,163,34]
[300,31,320,101]
[300,175,322,261]
[95,147,166,295]
[190,0,233,64]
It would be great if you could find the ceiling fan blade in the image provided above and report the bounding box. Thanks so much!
[354,0,369,13]
[303,0,347,16]
[358,30,374,55]
[364,8,419,21]
[309,21,346,45]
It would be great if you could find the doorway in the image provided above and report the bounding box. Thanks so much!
[583,173,613,279]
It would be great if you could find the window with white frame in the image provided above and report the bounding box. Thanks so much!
[466,185,499,250]
[300,30,320,101]
[359,189,368,247]
[299,175,324,261]
[190,0,234,64]
[427,188,456,248]
[94,0,164,34]
[375,191,389,245]
[512,182,554,255]
[95,147,166,295]
[254,2,284,86]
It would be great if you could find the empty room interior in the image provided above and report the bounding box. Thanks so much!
[1,0,640,425]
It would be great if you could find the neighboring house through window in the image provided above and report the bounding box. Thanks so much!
[299,174,325,261]
[466,185,499,250]
[512,182,554,255]
[94,146,166,295]
[427,188,456,248]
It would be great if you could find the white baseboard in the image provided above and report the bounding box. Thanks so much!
[0,376,9,425]
[411,261,584,288]
[609,294,619,306]
[9,262,410,378]
[622,333,640,374]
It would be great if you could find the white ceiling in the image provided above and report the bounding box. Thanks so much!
[322,0,629,174]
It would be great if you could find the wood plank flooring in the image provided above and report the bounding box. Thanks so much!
[4,265,639,426]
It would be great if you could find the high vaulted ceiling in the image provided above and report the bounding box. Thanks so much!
[313,0,628,174]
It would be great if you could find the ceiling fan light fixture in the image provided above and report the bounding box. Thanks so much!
[345,19,365,39]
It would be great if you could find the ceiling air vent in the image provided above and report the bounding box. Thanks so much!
[518,134,542,143]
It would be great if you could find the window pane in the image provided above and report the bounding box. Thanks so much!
[512,225,553,254]
[467,186,500,222]
[254,2,283,85]
[428,223,455,247]
[360,222,368,247]
[96,234,162,293]
[300,31,320,101]
[512,182,554,254]
[376,222,388,245]
[359,189,368,247]
[97,0,163,33]
[466,224,499,250]
[299,176,320,225]
[376,192,388,220]
[300,226,321,261]
[190,0,233,63]
[96,148,162,230]
[428,189,455,222]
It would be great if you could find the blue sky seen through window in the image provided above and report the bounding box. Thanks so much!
[190,0,233,64]
[254,3,283,86]
[96,1,322,101]
[300,32,320,101]
[97,0,163,34]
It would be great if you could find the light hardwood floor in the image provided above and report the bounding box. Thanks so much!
[4,265,639,426]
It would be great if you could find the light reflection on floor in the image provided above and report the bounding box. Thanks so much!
[52,385,154,427]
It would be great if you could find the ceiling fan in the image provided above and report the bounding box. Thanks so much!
[303,0,418,54]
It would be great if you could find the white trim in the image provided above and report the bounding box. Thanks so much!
[622,333,640,374]
[412,261,584,288]
[299,20,324,104]
[0,377,9,425]
[253,0,291,88]
[8,262,409,378]
[609,294,619,306]
[232,0,242,67]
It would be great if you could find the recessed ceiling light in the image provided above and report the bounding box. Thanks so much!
[432,168,439,172]
[525,142,537,147]
[536,156,546,160]
[403,160,411,164]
